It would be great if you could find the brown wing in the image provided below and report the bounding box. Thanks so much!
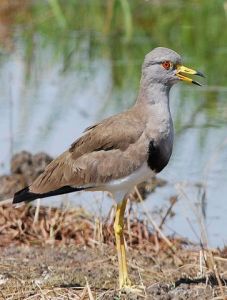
[30,108,147,194]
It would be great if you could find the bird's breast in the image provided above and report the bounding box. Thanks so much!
[147,138,173,173]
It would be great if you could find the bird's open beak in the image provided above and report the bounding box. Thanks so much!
[176,65,205,86]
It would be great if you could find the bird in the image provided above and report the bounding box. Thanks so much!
[12,47,204,289]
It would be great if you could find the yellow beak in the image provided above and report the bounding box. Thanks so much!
[176,65,205,86]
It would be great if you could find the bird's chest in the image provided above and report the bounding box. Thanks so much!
[147,135,173,173]
[144,105,174,173]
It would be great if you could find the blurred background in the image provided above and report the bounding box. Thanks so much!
[0,0,227,247]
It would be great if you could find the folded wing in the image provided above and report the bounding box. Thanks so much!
[23,108,147,198]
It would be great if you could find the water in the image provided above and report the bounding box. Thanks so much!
[1,0,227,247]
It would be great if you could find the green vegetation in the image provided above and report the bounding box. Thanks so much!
[12,0,226,83]
[1,0,227,131]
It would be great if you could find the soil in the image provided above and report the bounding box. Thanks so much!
[0,204,226,300]
[0,244,226,300]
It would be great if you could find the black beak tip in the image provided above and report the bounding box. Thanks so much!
[192,80,202,87]
[196,70,205,78]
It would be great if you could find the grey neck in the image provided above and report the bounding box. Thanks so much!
[135,81,174,144]
[136,82,171,106]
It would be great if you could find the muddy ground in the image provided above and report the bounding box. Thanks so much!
[0,204,226,300]
[0,243,226,300]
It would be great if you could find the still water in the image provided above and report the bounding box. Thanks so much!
[0,37,227,248]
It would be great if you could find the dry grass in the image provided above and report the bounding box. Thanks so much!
[0,200,184,252]
[0,203,227,299]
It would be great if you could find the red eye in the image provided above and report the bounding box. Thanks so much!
[162,61,171,70]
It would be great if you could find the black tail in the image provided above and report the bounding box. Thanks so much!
[13,185,86,204]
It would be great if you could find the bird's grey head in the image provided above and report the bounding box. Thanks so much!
[142,47,204,88]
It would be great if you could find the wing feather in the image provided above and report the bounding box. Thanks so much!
[30,108,147,194]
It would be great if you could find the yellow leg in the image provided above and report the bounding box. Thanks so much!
[114,198,131,289]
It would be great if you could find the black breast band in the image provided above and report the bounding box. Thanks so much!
[147,140,170,173]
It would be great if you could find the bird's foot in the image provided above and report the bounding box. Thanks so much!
[120,281,146,296]
[119,277,131,289]
[121,285,145,296]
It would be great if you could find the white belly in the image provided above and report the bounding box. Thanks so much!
[103,163,155,202]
